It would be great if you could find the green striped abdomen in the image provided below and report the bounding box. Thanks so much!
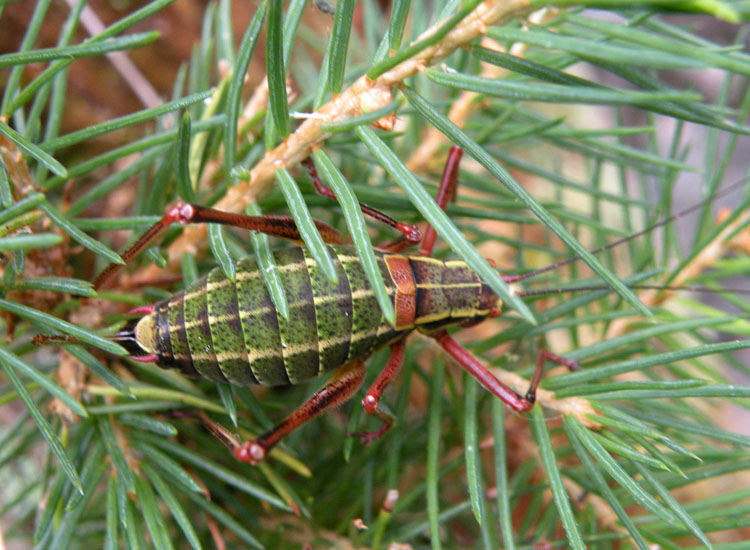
[141,246,406,386]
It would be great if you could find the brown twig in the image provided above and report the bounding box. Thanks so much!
[64,0,162,110]
[136,0,532,283]
[406,7,553,172]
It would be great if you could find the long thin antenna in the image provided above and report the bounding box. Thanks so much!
[516,284,750,298]
[503,177,749,284]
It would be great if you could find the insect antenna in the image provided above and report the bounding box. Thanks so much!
[516,284,750,298]
[503,176,749,284]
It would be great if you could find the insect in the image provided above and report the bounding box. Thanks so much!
[47,147,744,466]
[76,146,581,466]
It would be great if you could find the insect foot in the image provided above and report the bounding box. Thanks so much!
[357,430,388,445]
[234,440,268,465]
[348,423,393,446]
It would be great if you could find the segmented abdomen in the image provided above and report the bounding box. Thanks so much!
[145,245,500,386]
[149,246,406,386]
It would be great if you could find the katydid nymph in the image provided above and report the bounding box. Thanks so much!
[39,146,748,466]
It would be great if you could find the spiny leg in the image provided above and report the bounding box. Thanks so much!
[234,360,366,465]
[97,147,463,289]
[415,147,522,291]
[94,202,344,290]
[410,148,580,392]
[436,331,580,410]
[527,349,581,401]
[273,146,459,256]
[373,145,463,254]
[303,158,422,247]
[419,146,463,257]
[193,410,243,454]
[351,340,406,445]
[435,330,534,411]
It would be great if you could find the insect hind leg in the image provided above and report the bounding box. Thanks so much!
[234,360,366,465]
[94,203,345,290]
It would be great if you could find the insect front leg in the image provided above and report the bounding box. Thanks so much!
[527,349,581,401]
[234,359,366,465]
[419,145,462,257]
[435,331,580,410]
[435,331,533,411]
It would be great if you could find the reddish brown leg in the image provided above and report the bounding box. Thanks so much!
[411,147,520,284]
[419,146,463,257]
[435,331,580,410]
[365,146,463,255]
[350,340,406,444]
[97,147,464,289]
[234,360,366,465]
[303,158,422,245]
[435,331,534,411]
[528,350,581,397]
[94,202,344,290]
[377,235,422,253]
